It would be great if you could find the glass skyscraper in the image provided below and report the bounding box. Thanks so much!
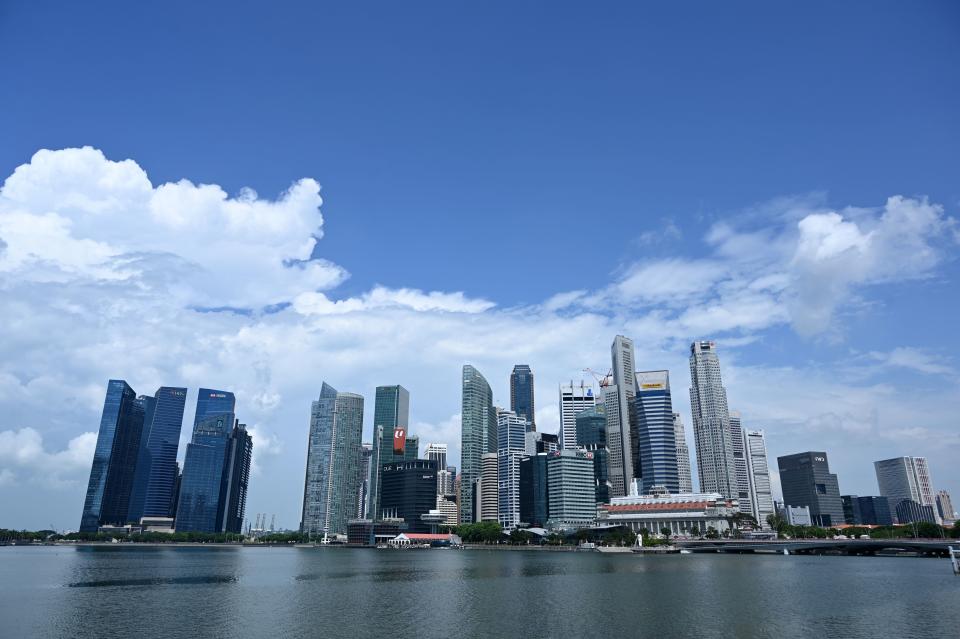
[366,385,410,519]
[301,383,364,537]
[634,370,679,494]
[460,365,496,524]
[80,380,142,532]
[510,364,535,430]
[497,408,529,529]
[609,335,637,497]
[128,386,188,522]
[575,404,610,504]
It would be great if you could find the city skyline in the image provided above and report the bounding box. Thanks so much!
[2,3,960,532]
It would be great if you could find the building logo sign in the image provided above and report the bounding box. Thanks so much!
[393,427,407,454]
[814,456,825,462]
[641,383,664,389]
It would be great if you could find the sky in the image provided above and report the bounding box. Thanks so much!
[1,1,958,531]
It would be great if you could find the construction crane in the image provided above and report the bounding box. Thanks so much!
[582,368,613,388]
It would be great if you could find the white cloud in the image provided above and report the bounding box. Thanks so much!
[0,427,96,486]
[293,286,494,316]
[869,347,954,376]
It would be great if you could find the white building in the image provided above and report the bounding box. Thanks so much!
[435,495,458,526]
[558,380,595,450]
[673,413,694,493]
[546,449,597,531]
[609,336,637,495]
[744,429,775,529]
[424,443,447,470]
[599,492,740,537]
[874,456,938,523]
[497,408,529,530]
[778,504,812,526]
[474,452,499,522]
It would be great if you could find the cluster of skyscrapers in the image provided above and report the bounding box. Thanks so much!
[80,381,252,535]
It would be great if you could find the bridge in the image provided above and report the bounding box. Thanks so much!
[675,538,956,557]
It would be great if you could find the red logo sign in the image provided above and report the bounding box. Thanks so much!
[393,427,407,455]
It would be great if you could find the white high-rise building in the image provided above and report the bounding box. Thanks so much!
[497,408,529,530]
[606,335,637,498]
[744,429,775,529]
[477,452,499,522]
[936,490,955,525]
[558,380,595,450]
[729,412,754,517]
[689,340,736,499]
[424,443,447,470]
[673,413,693,493]
[874,456,939,523]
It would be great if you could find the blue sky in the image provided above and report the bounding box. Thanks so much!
[1,2,958,530]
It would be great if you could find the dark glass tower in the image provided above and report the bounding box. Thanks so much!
[99,396,147,526]
[380,459,438,534]
[80,380,141,532]
[128,387,188,522]
[175,389,237,533]
[366,385,409,519]
[519,453,549,527]
[221,424,253,534]
[510,364,536,431]
[777,451,844,527]
[634,371,679,494]
[575,405,610,504]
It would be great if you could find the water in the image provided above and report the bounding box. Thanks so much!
[1,546,957,638]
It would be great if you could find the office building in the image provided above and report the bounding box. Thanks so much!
[575,404,610,504]
[610,335,638,494]
[558,380,595,450]
[510,364,536,430]
[634,371,679,494]
[874,456,938,523]
[346,518,404,546]
[475,452,499,522]
[366,385,410,519]
[778,504,812,526]
[895,499,937,525]
[176,407,235,533]
[435,495,459,526]
[461,365,496,524]
[525,431,559,456]
[936,490,955,525]
[519,453,550,528]
[674,413,694,494]
[424,443,448,470]
[728,412,754,519]
[81,380,142,531]
[842,495,893,526]
[497,409,529,529]
[379,459,438,534]
[601,385,626,498]
[221,423,252,534]
[599,492,740,537]
[128,386,188,523]
[99,393,148,528]
[744,430,775,528]
[356,443,373,519]
[300,383,364,538]
[546,449,596,530]
[777,451,844,527]
[689,341,736,498]
[437,468,455,497]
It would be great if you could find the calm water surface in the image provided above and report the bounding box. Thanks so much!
[1,546,957,638]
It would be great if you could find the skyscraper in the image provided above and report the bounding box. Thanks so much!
[366,385,410,519]
[380,459,438,533]
[497,409,529,529]
[728,412,754,517]
[673,413,693,493]
[99,395,147,527]
[519,453,550,527]
[610,335,638,488]
[300,383,364,537]
[558,380,595,450]
[176,405,235,533]
[356,443,373,519]
[575,404,610,504]
[744,429,774,528]
[524,431,560,456]
[128,386,188,523]
[221,423,252,534]
[461,365,496,524]
[936,489,955,524]
[777,451,844,527]
[510,364,536,430]
[424,443,448,470]
[689,340,736,498]
[477,452,499,522]
[80,380,143,532]
[634,370,679,494]
[874,456,938,523]
[602,384,627,498]
[546,449,596,530]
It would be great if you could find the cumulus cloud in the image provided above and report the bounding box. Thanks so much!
[0,427,97,486]
[293,286,495,315]
[0,146,346,309]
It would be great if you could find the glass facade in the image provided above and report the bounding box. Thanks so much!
[497,409,529,529]
[460,365,496,524]
[99,395,147,526]
[635,371,679,494]
[519,454,549,527]
[689,341,737,499]
[128,387,188,522]
[366,385,410,519]
[380,459,438,533]
[80,380,140,532]
[221,424,253,534]
[510,364,535,430]
[301,383,364,537]
[575,405,610,504]
[176,413,234,533]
